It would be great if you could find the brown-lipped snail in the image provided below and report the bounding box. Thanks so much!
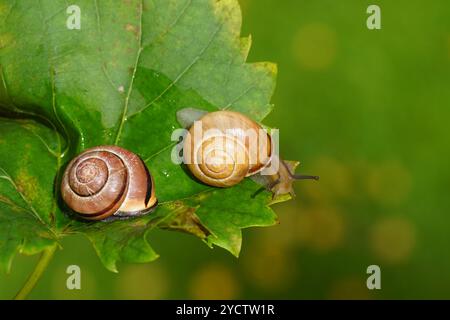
[177,108,318,197]
[61,145,157,221]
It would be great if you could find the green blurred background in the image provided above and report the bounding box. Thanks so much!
[1,0,450,299]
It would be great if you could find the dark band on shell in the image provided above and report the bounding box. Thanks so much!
[61,146,157,221]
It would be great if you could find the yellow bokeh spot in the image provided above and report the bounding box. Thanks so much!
[292,23,337,70]
[116,264,169,299]
[243,244,297,292]
[328,277,371,300]
[301,157,353,203]
[258,204,300,250]
[189,264,239,300]
[370,217,416,265]
[367,161,412,206]
[297,207,345,252]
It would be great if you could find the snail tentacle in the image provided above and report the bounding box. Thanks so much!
[180,109,318,195]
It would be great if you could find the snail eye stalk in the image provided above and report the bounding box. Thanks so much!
[292,174,319,181]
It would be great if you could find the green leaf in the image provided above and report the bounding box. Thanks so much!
[0,0,284,272]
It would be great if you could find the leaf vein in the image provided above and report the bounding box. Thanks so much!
[128,22,223,119]
[223,84,256,110]
[0,193,33,214]
[94,0,120,93]
[0,65,63,158]
[20,125,59,158]
[114,0,144,145]
[0,168,45,224]
[144,141,177,163]
[142,0,193,49]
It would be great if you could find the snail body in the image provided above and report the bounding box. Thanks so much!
[177,108,318,196]
[61,146,157,221]
[180,110,272,188]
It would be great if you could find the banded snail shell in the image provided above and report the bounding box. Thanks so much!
[61,146,157,221]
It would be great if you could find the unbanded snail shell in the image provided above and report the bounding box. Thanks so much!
[183,110,272,188]
[61,146,157,221]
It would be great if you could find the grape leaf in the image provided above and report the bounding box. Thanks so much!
[0,0,283,272]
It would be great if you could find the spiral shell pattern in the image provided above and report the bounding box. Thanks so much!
[184,111,272,188]
[61,146,157,220]
[189,134,250,187]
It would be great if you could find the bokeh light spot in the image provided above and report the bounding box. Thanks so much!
[292,23,337,70]
[370,217,416,265]
[301,157,353,203]
[116,264,169,300]
[189,263,240,300]
[258,206,300,250]
[243,243,298,292]
[328,276,371,300]
[297,207,345,252]
[367,161,412,206]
